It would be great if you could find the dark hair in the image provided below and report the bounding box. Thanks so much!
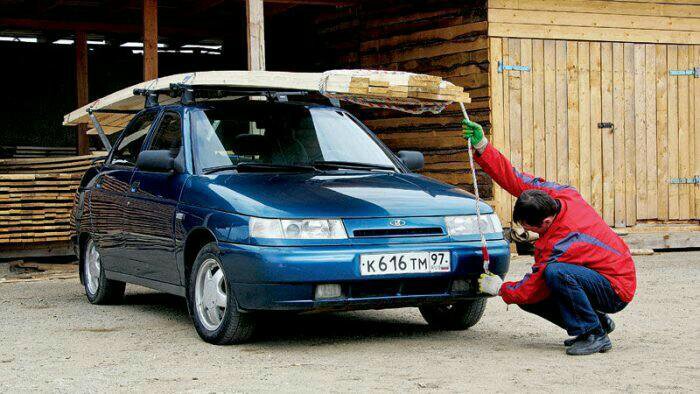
[512,189,560,226]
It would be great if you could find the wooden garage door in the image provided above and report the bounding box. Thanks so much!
[490,38,699,227]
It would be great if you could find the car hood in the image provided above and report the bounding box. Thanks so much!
[181,171,493,218]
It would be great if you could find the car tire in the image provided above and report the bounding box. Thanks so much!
[187,242,256,345]
[82,237,125,304]
[419,298,487,330]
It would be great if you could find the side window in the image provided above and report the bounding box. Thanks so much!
[110,111,157,166]
[148,112,182,154]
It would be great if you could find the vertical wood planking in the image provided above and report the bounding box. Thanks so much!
[612,43,626,227]
[502,38,513,224]
[677,45,690,220]
[555,41,569,185]
[589,42,603,215]
[644,44,658,219]
[489,37,508,222]
[667,45,679,220]
[567,41,580,190]
[689,46,696,219]
[655,45,669,221]
[692,46,699,218]
[509,39,523,180]
[624,43,638,226]
[521,39,534,176]
[578,42,591,202]
[532,40,546,178]
[601,42,614,225]
[544,40,558,182]
[633,44,648,221]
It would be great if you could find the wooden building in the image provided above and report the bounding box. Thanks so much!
[0,0,698,255]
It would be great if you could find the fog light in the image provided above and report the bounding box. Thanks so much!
[451,279,470,292]
[315,284,342,299]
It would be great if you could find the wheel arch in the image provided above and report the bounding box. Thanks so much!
[77,232,92,285]
[182,227,219,287]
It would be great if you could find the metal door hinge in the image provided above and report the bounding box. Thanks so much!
[669,68,699,77]
[669,176,700,184]
[598,122,614,129]
[498,60,530,73]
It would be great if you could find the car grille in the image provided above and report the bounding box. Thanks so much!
[352,227,444,238]
[347,278,450,298]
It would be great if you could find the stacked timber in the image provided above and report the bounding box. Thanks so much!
[0,146,77,159]
[0,173,82,244]
[0,154,106,174]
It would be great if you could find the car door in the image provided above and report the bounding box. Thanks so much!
[123,110,188,284]
[90,110,158,276]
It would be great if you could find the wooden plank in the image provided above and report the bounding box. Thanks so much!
[677,45,690,219]
[655,45,669,222]
[612,42,626,227]
[567,41,580,190]
[532,39,546,179]
[544,40,558,182]
[488,0,700,19]
[488,23,700,46]
[624,43,638,226]
[601,42,614,225]
[360,22,488,52]
[521,39,534,176]
[578,41,591,202]
[555,40,568,185]
[246,0,266,71]
[633,44,648,221]
[689,45,696,219]
[508,38,523,185]
[644,44,658,220]
[502,38,513,225]
[667,45,680,220]
[488,8,700,34]
[694,46,700,218]
[590,42,603,215]
[489,38,508,223]
[143,0,158,80]
[618,230,700,250]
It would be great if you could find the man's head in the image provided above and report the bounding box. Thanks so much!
[512,190,560,235]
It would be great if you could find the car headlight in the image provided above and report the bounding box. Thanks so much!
[445,214,502,235]
[249,217,347,239]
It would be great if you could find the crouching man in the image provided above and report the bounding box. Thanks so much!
[464,120,636,356]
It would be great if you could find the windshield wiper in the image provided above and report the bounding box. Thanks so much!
[311,161,395,172]
[203,163,316,174]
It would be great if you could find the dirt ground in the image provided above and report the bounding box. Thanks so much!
[0,251,698,392]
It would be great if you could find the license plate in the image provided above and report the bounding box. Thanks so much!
[359,251,450,276]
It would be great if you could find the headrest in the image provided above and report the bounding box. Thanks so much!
[233,134,270,156]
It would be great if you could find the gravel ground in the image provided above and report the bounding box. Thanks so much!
[0,251,698,392]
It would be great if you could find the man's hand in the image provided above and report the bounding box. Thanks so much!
[462,119,484,146]
[478,272,503,296]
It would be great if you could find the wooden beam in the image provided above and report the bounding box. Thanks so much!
[143,0,158,80]
[0,18,222,38]
[246,0,265,71]
[75,30,89,156]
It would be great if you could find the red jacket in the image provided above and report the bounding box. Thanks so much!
[475,143,636,305]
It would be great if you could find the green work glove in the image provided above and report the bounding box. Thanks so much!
[462,119,485,146]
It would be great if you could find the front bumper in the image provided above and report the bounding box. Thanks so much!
[218,239,510,311]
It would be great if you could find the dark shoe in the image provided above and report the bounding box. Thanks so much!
[564,315,615,346]
[566,332,612,356]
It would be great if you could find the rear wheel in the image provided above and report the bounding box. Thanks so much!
[82,237,125,304]
[419,299,487,330]
[187,243,256,345]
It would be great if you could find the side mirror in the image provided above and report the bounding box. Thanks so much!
[398,150,424,171]
[136,150,176,173]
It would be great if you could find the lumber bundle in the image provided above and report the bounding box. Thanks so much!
[0,173,82,244]
[322,71,471,103]
[0,146,77,159]
[0,154,106,174]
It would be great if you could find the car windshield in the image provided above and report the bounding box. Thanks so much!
[190,103,398,173]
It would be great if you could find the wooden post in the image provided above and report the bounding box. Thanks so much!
[246,0,265,71]
[143,0,158,80]
[75,30,89,156]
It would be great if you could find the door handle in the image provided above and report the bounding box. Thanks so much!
[130,181,140,193]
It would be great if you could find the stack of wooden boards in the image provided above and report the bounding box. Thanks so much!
[322,72,471,103]
[0,146,77,159]
[0,154,106,246]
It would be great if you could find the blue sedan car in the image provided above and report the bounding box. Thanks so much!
[72,98,509,344]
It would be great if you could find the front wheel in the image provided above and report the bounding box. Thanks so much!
[187,243,256,345]
[419,299,487,330]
